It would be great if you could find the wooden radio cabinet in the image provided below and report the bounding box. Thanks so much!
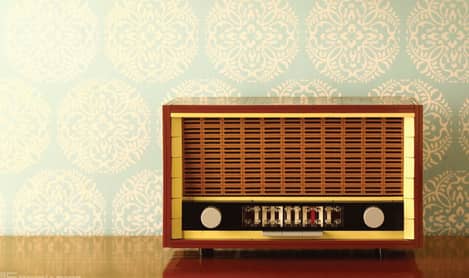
[162,97,423,250]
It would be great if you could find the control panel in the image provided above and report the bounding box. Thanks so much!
[182,202,403,231]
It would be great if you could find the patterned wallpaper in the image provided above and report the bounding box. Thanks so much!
[0,0,467,236]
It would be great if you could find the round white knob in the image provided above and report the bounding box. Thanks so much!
[200,207,222,229]
[363,206,385,228]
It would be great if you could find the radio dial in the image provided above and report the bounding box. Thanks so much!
[200,207,222,229]
[363,206,385,228]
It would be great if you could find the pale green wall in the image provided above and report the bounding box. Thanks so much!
[0,0,467,236]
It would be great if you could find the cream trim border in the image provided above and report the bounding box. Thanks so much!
[171,113,415,118]
[183,196,402,202]
[403,116,415,239]
[170,113,416,241]
[183,230,404,240]
[171,117,183,239]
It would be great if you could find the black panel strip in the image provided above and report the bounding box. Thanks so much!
[182,201,403,231]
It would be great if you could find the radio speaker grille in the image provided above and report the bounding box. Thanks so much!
[182,117,403,196]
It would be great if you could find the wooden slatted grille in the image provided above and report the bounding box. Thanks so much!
[182,117,403,196]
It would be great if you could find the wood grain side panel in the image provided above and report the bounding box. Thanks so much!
[414,105,424,247]
[163,105,172,247]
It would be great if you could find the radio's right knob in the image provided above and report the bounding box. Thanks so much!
[200,206,222,229]
[363,206,384,228]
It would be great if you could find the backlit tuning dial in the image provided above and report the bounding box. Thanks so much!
[200,206,222,229]
[363,206,385,228]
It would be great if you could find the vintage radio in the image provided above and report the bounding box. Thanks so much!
[163,97,422,251]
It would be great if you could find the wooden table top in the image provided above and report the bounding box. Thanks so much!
[0,236,466,277]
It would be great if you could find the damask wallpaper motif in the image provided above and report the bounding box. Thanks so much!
[207,0,299,82]
[306,0,400,82]
[407,0,468,83]
[112,170,163,235]
[106,0,199,82]
[5,0,98,82]
[0,80,50,173]
[369,79,453,169]
[14,170,105,235]
[0,0,467,236]
[58,80,151,174]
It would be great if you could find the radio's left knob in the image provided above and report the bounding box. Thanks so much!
[200,207,222,229]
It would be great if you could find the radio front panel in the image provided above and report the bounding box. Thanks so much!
[163,97,423,249]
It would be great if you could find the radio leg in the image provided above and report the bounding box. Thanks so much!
[200,248,214,257]
[377,248,383,260]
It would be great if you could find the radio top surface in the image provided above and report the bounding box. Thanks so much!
[164,96,419,106]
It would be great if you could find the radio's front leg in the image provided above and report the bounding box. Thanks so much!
[200,248,214,257]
